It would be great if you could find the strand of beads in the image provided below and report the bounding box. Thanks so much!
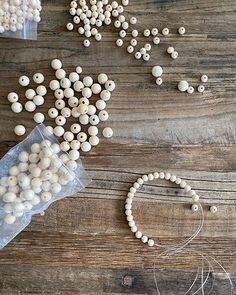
[125,172,200,247]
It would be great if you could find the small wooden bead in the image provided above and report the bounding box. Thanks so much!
[144,43,152,51]
[154,172,159,179]
[184,185,191,192]
[8,92,19,103]
[116,38,123,47]
[198,85,205,93]
[141,236,148,243]
[153,37,160,45]
[142,175,148,182]
[201,75,208,83]
[178,27,186,35]
[11,102,22,113]
[133,182,140,189]
[210,205,217,214]
[130,17,137,25]
[178,80,189,92]
[14,125,26,136]
[187,86,194,94]
[148,239,155,247]
[119,30,126,38]
[162,28,169,36]
[125,209,132,216]
[64,131,74,142]
[83,39,90,47]
[103,127,113,138]
[126,198,132,205]
[167,46,174,54]
[192,194,200,203]
[4,214,16,224]
[171,51,178,59]
[33,73,44,84]
[129,220,135,227]
[53,126,65,137]
[66,22,74,31]
[127,45,134,54]
[165,173,171,180]
[143,53,150,61]
[191,204,199,212]
[137,178,144,185]
[127,192,134,198]
[131,226,137,233]
[127,215,133,222]
[159,172,165,179]
[148,174,154,181]
[81,141,92,152]
[135,52,142,60]
[130,187,136,194]
[19,75,30,86]
[132,29,138,38]
[143,29,150,37]
[135,231,142,239]
[152,66,163,78]
[130,39,137,47]
[151,28,158,36]
[170,175,176,182]
[156,78,163,85]
[25,89,36,100]
[33,112,45,124]
[89,136,99,146]
[180,181,186,188]
[175,178,181,184]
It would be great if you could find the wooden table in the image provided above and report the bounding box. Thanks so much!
[0,0,235,294]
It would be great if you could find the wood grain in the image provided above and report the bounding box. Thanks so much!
[0,0,236,294]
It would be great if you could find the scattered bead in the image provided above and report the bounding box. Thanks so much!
[103,127,113,138]
[162,28,169,36]
[152,66,163,78]
[178,27,186,35]
[210,205,218,214]
[201,75,208,83]
[178,80,189,92]
[198,85,205,93]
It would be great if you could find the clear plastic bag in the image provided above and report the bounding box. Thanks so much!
[0,124,91,249]
[0,0,42,40]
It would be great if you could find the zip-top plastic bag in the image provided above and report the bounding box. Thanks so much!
[0,0,42,40]
[0,124,91,248]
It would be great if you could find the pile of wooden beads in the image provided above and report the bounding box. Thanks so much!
[125,172,200,247]
[0,139,78,225]
[67,0,129,46]
[8,72,47,135]
[178,74,209,94]
[48,59,114,153]
[0,0,42,34]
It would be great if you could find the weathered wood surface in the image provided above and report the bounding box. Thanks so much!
[0,0,236,294]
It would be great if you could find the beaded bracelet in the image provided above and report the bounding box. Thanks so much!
[125,172,201,247]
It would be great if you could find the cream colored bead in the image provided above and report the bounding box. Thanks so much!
[36,85,47,96]
[4,214,16,224]
[135,52,141,60]
[151,28,158,36]
[187,86,194,94]
[198,85,205,93]
[105,80,116,92]
[162,28,169,36]
[82,87,92,98]
[119,29,126,38]
[102,127,113,138]
[141,236,148,243]
[156,78,163,85]
[129,17,137,25]
[41,191,52,202]
[88,126,98,136]
[137,178,144,185]
[11,102,23,113]
[60,141,70,152]
[201,75,208,83]
[51,59,62,70]
[53,126,65,137]
[25,89,36,100]
[100,90,111,101]
[3,192,17,203]
[64,131,74,142]
[143,29,150,37]
[70,123,81,134]
[89,135,99,146]
[175,178,181,184]
[64,87,74,98]
[135,231,142,239]
[142,175,148,182]
[127,45,134,54]
[68,97,79,108]
[143,53,150,61]
[70,140,81,150]
[152,66,163,78]
[178,26,186,35]
[69,149,80,161]
[91,83,102,94]
[133,182,140,189]
[81,141,92,152]
[7,92,19,103]
[170,175,176,182]
[178,80,189,92]
[148,239,155,247]
[192,194,200,203]
[191,203,199,212]
[148,173,154,181]
[19,75,30,86]
[132,29,138,38]
[33,95,44,106]
[131,225,137,233]
[55,115,66,126]
[79,114,89,125]
[14,125,26,136]
[33,112,45,123]
[55,99,66,110]
[33,73,44,84]
[171,51,178,59]
[77,132,87,142]
[167,46,174,54]
[153,37,160,45]
[66,160,78,171]
[25,101,36,112]
[98,73,108,84]
[210,205,217,214]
